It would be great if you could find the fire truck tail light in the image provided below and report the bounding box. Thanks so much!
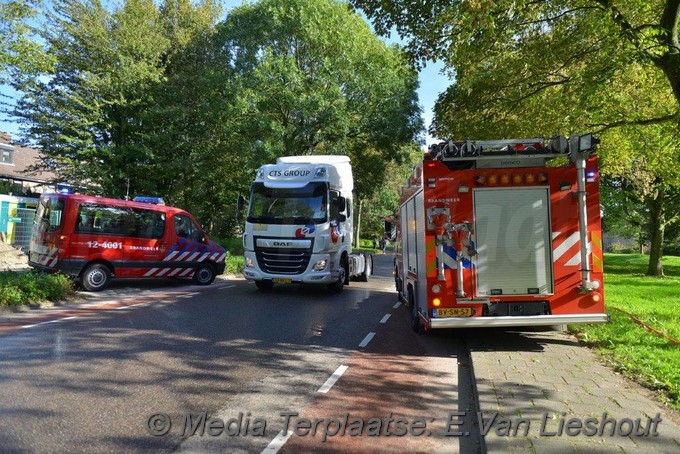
[488,175,498,185]
[500,174,511,185]
[431,284,441,293]
[512,174,523,185]
[537,173,548,183]
[525,174,536,184]
[591,293,601,303]
[432,298,441,307]
[475,175,487,185]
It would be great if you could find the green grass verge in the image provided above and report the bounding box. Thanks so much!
[0,271,75,307]
[571,253,680,409]
[226,255,244,274]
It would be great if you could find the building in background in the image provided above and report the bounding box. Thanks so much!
[0,132,57,195]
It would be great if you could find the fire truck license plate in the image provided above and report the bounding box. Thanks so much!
[437,308,472,317]
[273,278,292,284]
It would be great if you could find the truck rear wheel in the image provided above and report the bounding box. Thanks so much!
[358,253,372,282]
[81,263,111,292]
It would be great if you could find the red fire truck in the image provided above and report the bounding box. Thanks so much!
[29,194,226,291]
[394,134,608,332]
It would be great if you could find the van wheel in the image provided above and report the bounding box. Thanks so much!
[81,264,111,292]
[192,263,216,285]
[358,253,372,282]
[255,280,274,291]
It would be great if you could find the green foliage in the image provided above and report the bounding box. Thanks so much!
[356,143,422,240]
[0,180,28,195]
[572,253,680,408]
[213,236,244,256]
[215,0,423,204]
[226,255,244,274]
[0,271,74,306]
[0,0,54,83]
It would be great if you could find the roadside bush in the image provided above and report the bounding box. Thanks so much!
[0,271,74,307]
[214,236,244,256]
[227,255,244,274]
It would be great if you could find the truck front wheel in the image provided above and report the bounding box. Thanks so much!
[328,259,346,293]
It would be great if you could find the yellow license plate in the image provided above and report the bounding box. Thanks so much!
[436,308,472,317]
[273,278,292,284]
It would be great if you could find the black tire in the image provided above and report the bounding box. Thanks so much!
[192,263,216,285]
[328,258,346,293]
[358,253,372,282]
[408,287,422,333]
[81,263,111,292]
[255,280,274,291]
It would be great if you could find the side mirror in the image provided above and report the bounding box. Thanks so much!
[236,194,245,222]
[337,196,346,212]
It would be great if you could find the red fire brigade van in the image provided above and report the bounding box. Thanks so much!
[29,193,226,291]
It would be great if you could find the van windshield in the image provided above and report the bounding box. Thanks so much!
[34,195,64,233]
[247,182,328,225]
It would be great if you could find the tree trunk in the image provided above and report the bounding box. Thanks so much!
[355,198,363,249]
[646,194,666,276]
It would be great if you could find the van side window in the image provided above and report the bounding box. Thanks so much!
[174,214,203,242]
[76,203,165,238]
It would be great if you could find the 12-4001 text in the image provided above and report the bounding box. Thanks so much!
[87,241,123,249]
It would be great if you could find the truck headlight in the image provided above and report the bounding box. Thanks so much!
[245,257,254,268]
[313,260,327,271]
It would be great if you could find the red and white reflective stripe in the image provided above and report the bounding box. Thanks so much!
[553,231,591,267]
[41,247,59,266]
[180,268,194,277]
[552,232,579,262]
[144,268,159,277]
[156,268,172,277]
[164,251,179,261]
[197,253,210,262]
[176,251,191,261]
[187,252,201,261]
[216,253,226,262]
[167,268,184,277]
[565,242,591,266]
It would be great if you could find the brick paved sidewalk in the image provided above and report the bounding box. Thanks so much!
[469,329,680,453]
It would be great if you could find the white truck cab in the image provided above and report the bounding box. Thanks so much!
[241,155,371,292]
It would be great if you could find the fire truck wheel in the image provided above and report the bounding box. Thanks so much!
[81,263,111,292]
[192,263,216,285]
[358,253,372,282]
[255,280,274,291]
[408,287,422,333]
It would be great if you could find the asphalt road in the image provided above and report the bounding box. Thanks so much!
[3,255,678,453]
[1,254,440,453]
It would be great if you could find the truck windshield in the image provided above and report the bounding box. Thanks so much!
[248,182,328,225]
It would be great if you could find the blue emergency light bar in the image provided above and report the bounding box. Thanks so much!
[133,196,166,205]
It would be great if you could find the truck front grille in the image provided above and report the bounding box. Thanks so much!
[255,247,312,275]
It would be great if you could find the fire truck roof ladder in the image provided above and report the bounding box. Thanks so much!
[428,135,571,165]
